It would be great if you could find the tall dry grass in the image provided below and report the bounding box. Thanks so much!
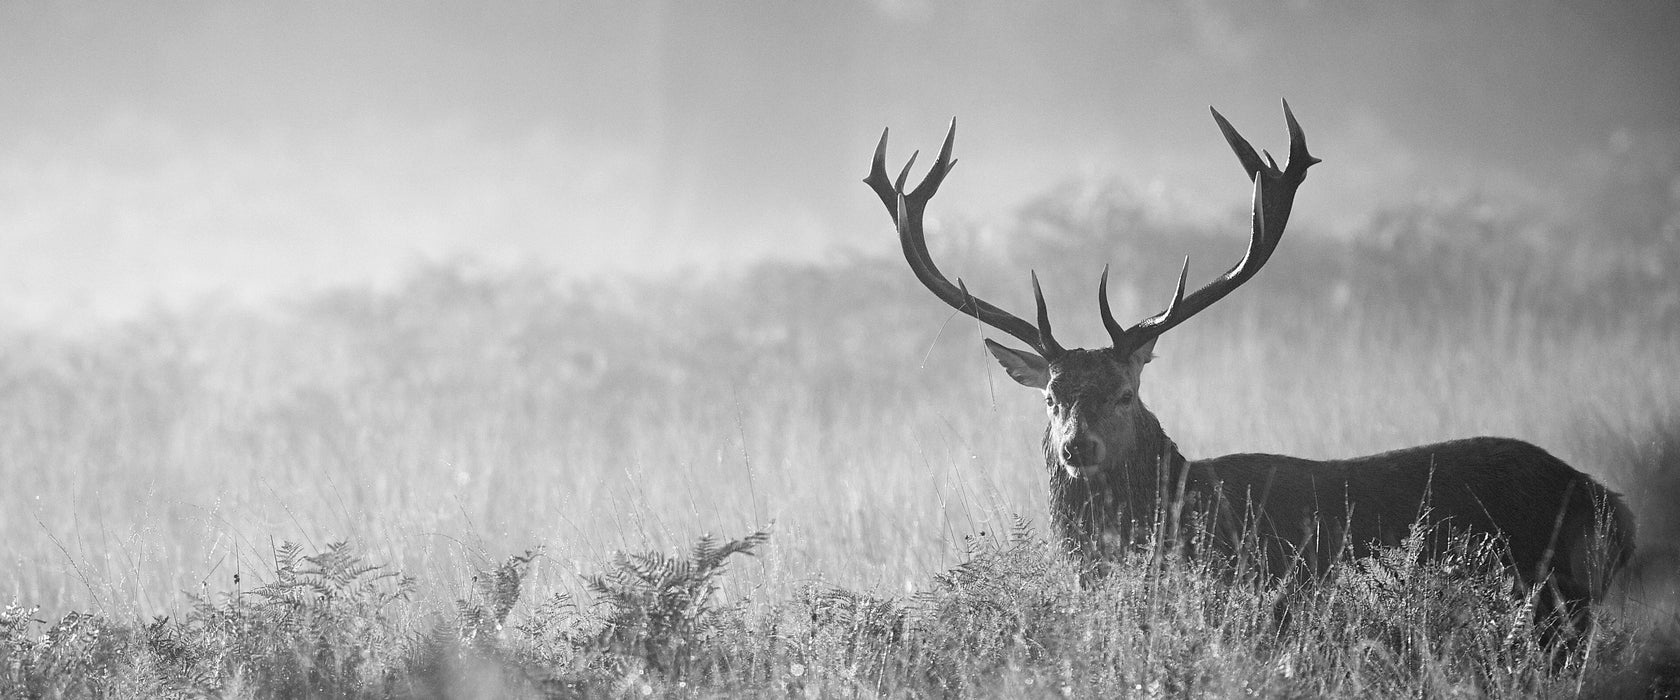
[0,180,1675,694]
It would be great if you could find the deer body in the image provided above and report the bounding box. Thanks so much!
[1054,427,1628,601]
[866,102,1633,639]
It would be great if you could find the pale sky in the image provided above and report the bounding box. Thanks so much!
[1,1,1676,324]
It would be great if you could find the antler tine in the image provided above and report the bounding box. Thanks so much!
[1210,106,1269,181]
[1110,103,1317,356]
[1098,261,1183,348]
[956,277,975,311]
[1161,257,1191,323]
[895,151,918,193]
[866,128,898,213]
[1031,271,1065,357]
[910,119,958,203]
[868,122,1054,357]
[1098,265,1122,342]
[1282,99,1321,176]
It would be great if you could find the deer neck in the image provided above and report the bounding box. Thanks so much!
[1045,404,1186,557]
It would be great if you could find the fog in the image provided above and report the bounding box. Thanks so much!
[1,1,1675,324]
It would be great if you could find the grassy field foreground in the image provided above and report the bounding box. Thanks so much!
[1,184,1678,696]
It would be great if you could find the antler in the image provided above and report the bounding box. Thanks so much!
[866,120,1064,359]
[1100,99,1320,357]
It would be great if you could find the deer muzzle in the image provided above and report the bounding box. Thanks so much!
[1058,430,1107,478]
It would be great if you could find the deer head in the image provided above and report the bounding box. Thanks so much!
[866,102,1319,480]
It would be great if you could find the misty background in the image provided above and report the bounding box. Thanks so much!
[3,1,1680,625]
[1,1,1676,326]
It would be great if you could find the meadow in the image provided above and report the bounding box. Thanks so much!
[1,180,1676,696]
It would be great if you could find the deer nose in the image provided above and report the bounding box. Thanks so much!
[1061,435,1104,467]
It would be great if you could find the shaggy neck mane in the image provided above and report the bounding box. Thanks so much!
[1046,405,1186,558]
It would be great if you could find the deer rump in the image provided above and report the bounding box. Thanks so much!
[1053,436,1634,609]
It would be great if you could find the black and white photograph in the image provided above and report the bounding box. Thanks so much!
[1,2,1676,696]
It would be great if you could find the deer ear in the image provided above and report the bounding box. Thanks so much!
[1123,336,1158,368]
[984,339,1049,389]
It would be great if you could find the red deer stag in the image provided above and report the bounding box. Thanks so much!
[865,102,1633,640]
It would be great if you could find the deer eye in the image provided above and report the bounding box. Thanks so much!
[1043,393,1055,407]
[1117,390,1135,406]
